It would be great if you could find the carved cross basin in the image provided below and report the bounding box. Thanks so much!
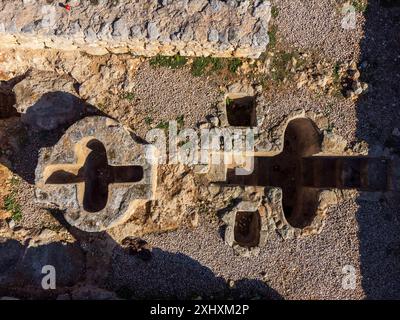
[35,116,156,232]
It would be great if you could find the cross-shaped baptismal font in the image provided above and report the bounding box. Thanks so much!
[222,118,393,229]
[35,116,156,232]
[44,138,144,213]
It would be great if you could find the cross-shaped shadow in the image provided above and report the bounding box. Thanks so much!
[224,118,391,228]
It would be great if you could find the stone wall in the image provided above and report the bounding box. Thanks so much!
[0,0,271,58]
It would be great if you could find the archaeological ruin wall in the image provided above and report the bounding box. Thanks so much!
[0,0,271,58]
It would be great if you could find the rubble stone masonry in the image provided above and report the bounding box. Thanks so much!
[0,0,271,58]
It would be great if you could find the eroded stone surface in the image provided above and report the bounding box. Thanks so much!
[13,70,85,130]
[108,164,200,241]
[35,116,156,232]
[0,0,271,58]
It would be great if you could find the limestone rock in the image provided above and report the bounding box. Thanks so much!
[321,131,348,154]
[208,29,219,43]
[12,71,85,131]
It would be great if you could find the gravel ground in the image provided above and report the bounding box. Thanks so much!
[128,63,221,136]
[120,198,364,300]
[261,86,358,142]
[273,0,364,61]
[113,191,396,300]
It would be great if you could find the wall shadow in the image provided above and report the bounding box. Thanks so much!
[0,83,107,184]
[356,0,400,299]
[0,209,282,300]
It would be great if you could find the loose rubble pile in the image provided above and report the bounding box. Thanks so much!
[294,58,368,99]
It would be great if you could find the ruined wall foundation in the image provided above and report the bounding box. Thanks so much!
[0,0,271,58]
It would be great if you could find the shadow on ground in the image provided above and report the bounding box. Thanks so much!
[356,0,400,299]
[0,78,107,184]
[0,209,282,300]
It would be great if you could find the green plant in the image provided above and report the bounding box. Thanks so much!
[9,176,20,188]
[191,57,243,76]
[4,193,22,222]
[271,5,279,18]
[191,57,226,76]
[144,116,153,126]
[227,58,243,74]
[156,121,169,130]
[352,0,368,12]
[210,58,224,72]
[332,62,341,83]
[149,54,188,69]
[191,57,212,76]
[326,123,335,134]
[271,51,294,82]
[121,92,135,101]
[176,115,185,127]
[268,25,278,48]
[3,176,22,222]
